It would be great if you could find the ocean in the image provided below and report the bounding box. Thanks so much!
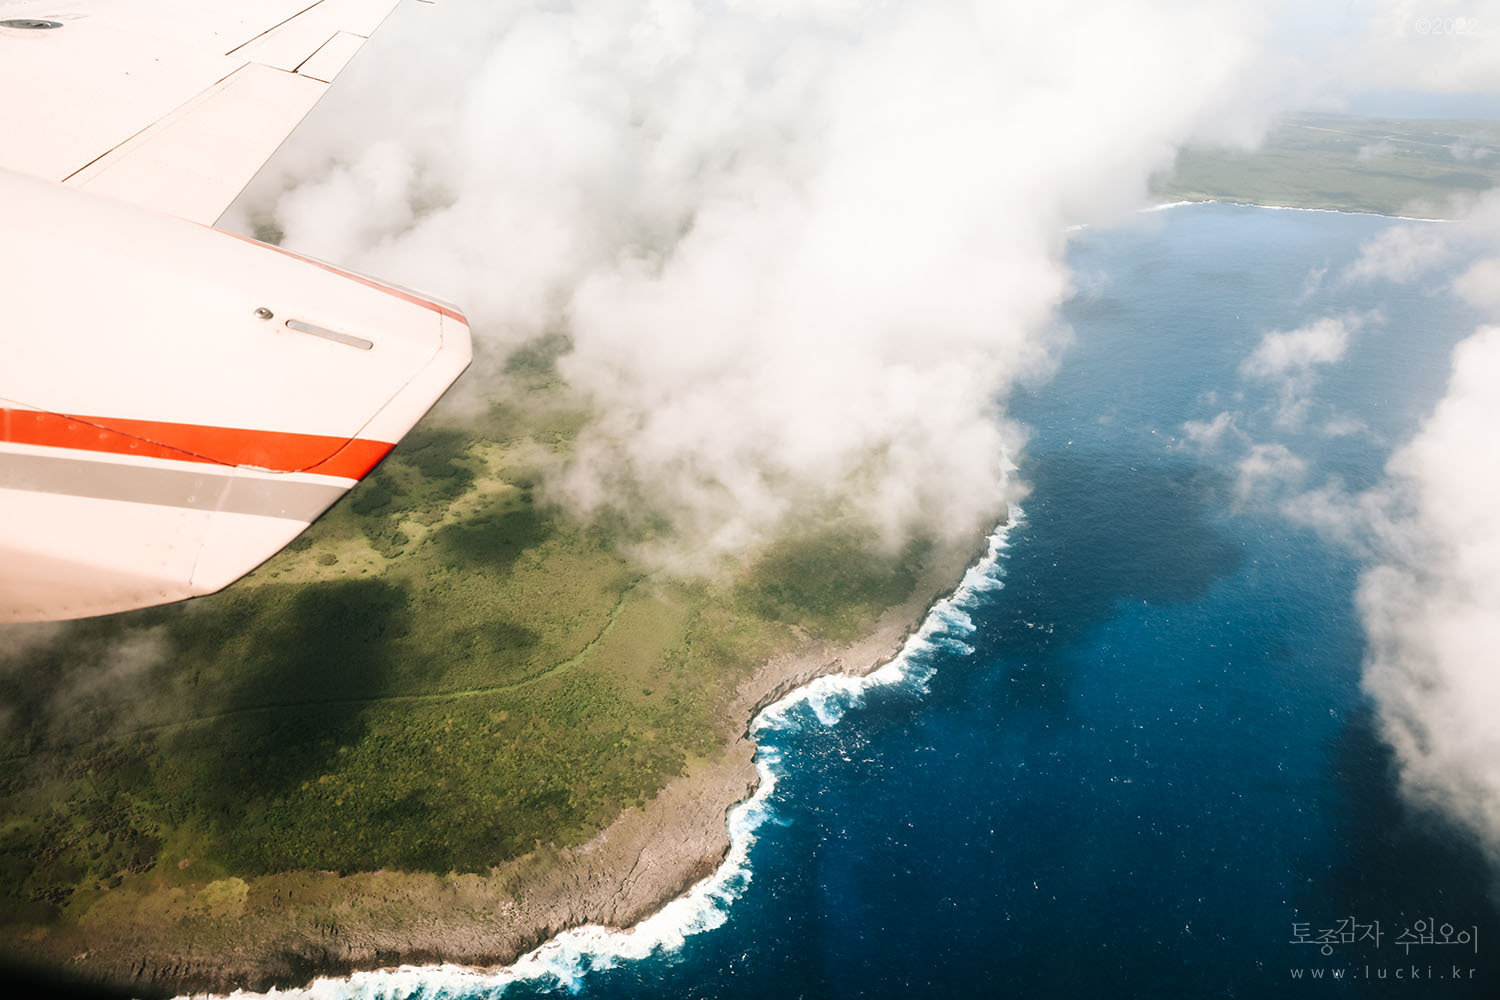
[279,203,1500,999]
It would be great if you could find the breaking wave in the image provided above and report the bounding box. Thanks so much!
[753,514,1016,732]
[211,512,1018,1000]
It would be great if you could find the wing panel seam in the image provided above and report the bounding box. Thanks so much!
[224,0,327,57]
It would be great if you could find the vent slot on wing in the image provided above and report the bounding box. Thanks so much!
[285,318,373,351]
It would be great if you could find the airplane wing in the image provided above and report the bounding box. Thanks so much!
[0,1,473,622]
[1,0,408,225]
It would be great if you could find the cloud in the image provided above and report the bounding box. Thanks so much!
[1320,415,1370,438]
[1344,224,1456,282]
[0,622,66,738]
[1357,139,1398,160]
[1242,315,1355,376]
[1345,189,1500,287]
[0,621,66,674]
[222,0,1500,567]
[1236,442,1307,501]
[1282,478,1410,559]
[1180,410,1241,450]
[231,0,1279,562]
[1240,313,1367,428]
[1450,137,1494,162]
[1355,327,1500,860]
[1453,256,1500,308]
[0,622,168,741]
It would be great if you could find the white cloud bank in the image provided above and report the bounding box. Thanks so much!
[1358,327,1500,858]
[234,0,1275,560]
[227,0,1500,563]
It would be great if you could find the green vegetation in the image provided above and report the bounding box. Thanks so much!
[740,526,934,643]
[0,350,945,950]
[1152,112,1500,217]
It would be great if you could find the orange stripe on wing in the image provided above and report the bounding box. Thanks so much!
[0,409,393,480]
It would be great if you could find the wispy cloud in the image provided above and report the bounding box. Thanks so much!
[1180,410,1242,450]
[1450,137,1494,162]
[0,622,168,742]
[1343,224,1456,283]
[1454,256,1500,308]
[1242,315,1355,376]
[1344,189,1500,286]
[1240,312,1369,429]
[1236,442,1307,502]
[1357,138,1398,160]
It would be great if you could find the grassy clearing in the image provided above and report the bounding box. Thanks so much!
[1152,112,1500,217]
[0,350,942,949]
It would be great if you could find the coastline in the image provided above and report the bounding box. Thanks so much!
[298,515,1014,1000]
[15,518,1004,998]
[1144,195,1451,223]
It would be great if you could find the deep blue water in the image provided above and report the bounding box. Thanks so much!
[326,204,1500,999]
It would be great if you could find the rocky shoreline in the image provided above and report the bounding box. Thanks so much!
[20,527,995,998]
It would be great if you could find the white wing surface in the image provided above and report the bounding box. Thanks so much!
[0,1,473,622]
[0,0,403,224]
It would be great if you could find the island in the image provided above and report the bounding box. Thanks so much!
[0,330,992,995]
[2,109,1496,995]
[1153,111,1500,218]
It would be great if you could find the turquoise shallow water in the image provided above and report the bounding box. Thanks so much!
[309,203,1500,999]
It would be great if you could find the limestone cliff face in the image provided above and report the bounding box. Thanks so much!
[26,743,760,996]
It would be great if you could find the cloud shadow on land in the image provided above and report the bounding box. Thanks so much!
[970,448,1243,710]
[170,577,413,805]
[1319,707,1500,995]
[430,491,553,573]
